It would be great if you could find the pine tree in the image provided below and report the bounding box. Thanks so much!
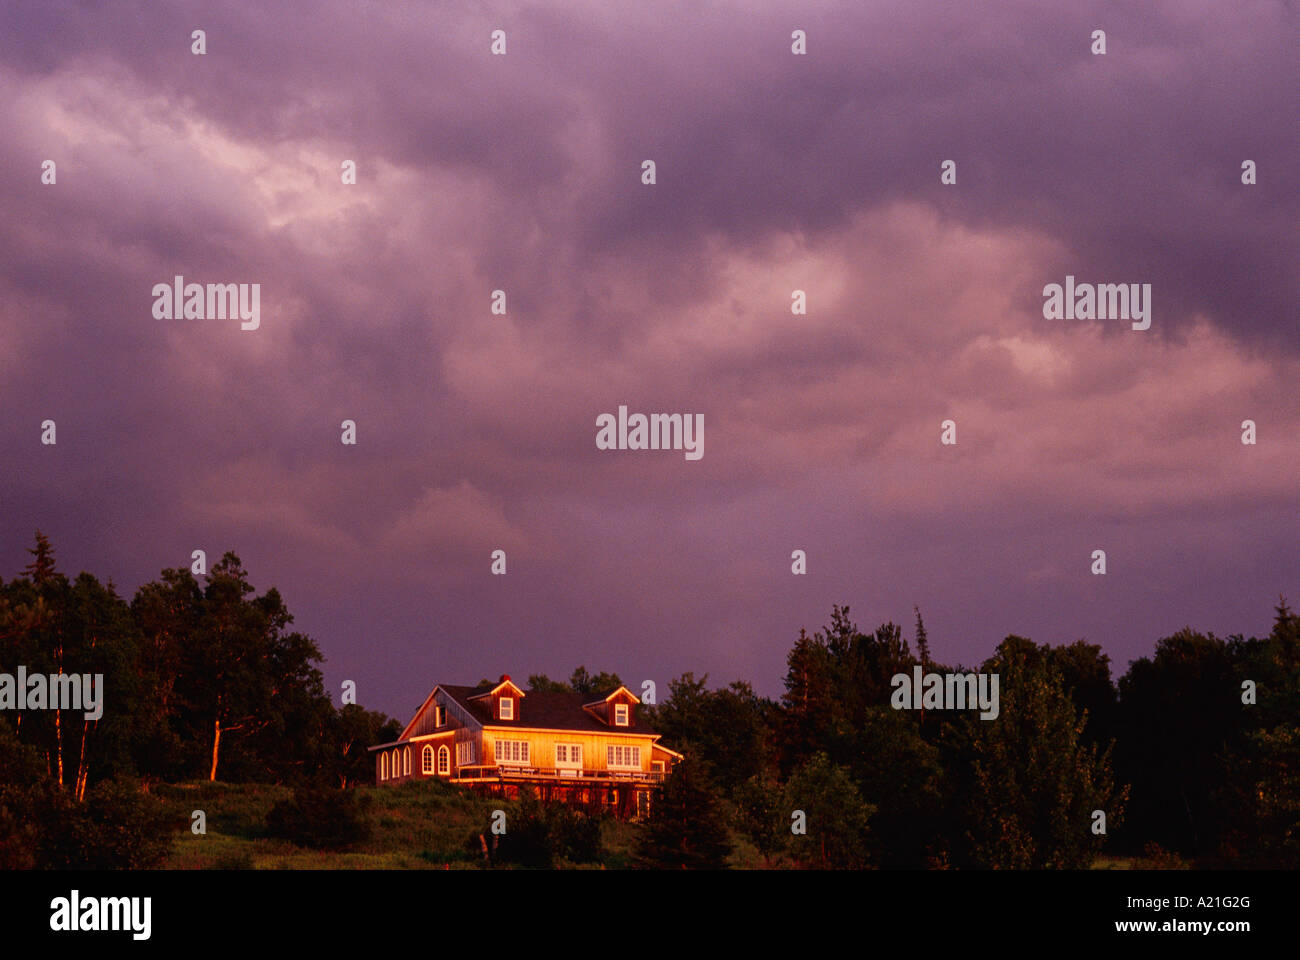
[914,605,930,667]
[635,758,732,869]
[23,531,57,586]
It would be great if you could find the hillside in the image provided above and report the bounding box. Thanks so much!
[155,779,646,869]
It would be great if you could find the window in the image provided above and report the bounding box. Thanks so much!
[457,741,476,766]
[614,703,629,726]
[652,760,665,773]
[498,697,514,720]
[437,745,450,775]
[555,743,583,768]
[435,705,447,727]
[495,739,530,765]
[606,745,641,768]
[403,747,411,776]
[381,753,388,780]
[422,745,434,775]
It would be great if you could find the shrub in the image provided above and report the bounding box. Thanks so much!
[492,787,604,867]
[33,777,171,869]
[265,786,372,849]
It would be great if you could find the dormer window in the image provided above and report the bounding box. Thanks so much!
[614,703,629,726]
[499,697,514,720]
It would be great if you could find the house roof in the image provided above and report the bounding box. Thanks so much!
[582,685,640,709]
[440,683,659,735]
[469,676,527,700]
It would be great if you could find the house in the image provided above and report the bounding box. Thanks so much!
[368,675,682,818]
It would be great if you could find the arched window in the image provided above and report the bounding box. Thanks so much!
[381,752,388,780]
[403,747,411,776]
[437,744,450,775]
[422,745,434,775]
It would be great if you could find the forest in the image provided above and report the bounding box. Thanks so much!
[1,531,1296,869]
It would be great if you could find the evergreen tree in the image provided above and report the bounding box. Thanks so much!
[914,605,930,668]
[649,674,775,797]
[23,531,58,586]
[732,772,786,864]
[635,758,732,869]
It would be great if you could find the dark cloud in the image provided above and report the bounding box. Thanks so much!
[1,1,1295,715]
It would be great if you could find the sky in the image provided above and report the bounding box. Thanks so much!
[1,1,1296,720]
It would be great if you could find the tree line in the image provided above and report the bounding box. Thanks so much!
[0,533,398,867]
[638,603,1299,869]
[2,531,1295,869]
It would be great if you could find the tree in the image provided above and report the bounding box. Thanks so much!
[1243,724,1300,867]
[848,705,945,867]
[130,566,204,778]
[914,605,930,668]
[328,704,400,787]
[1049,640,1117,747]
[132,552,331,783]
[1217,599,1300,865]
[959,637,1126,868]
[783,751,874,868]
[2,536,144,799]
[23,531,58,586]
[568,666,622,698]
[526,674,570,693]
[649,673,775,797]
[732,773,786,864]
[1116,628,1241,857]
[635,758,732,869]
[780,627,836,769]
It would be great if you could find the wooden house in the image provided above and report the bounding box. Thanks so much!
[368,675,682,818]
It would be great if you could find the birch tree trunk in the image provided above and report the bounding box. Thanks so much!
[209,717,221,781]
[75,721,90,802]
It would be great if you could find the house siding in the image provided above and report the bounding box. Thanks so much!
[371,680,678,819]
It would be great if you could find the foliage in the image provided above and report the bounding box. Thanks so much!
[956,637,1126,869]
[492,786,604,867]
[783,751,874,868]
[265,786,373,849]
[635,758,732,869]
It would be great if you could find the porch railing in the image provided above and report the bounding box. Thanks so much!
[453,764,663,783]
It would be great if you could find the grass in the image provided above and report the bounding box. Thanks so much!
[158,779,503,869]
[154,780,1163,870]
[156,779,648,869]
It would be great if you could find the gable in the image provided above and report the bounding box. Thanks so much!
[582,685,641,727]
[400,685,481,741]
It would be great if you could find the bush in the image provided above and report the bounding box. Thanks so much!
[546,802,603,864]
[492,787,604,867]
[33,777,172,869]
[265,786,372,849]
